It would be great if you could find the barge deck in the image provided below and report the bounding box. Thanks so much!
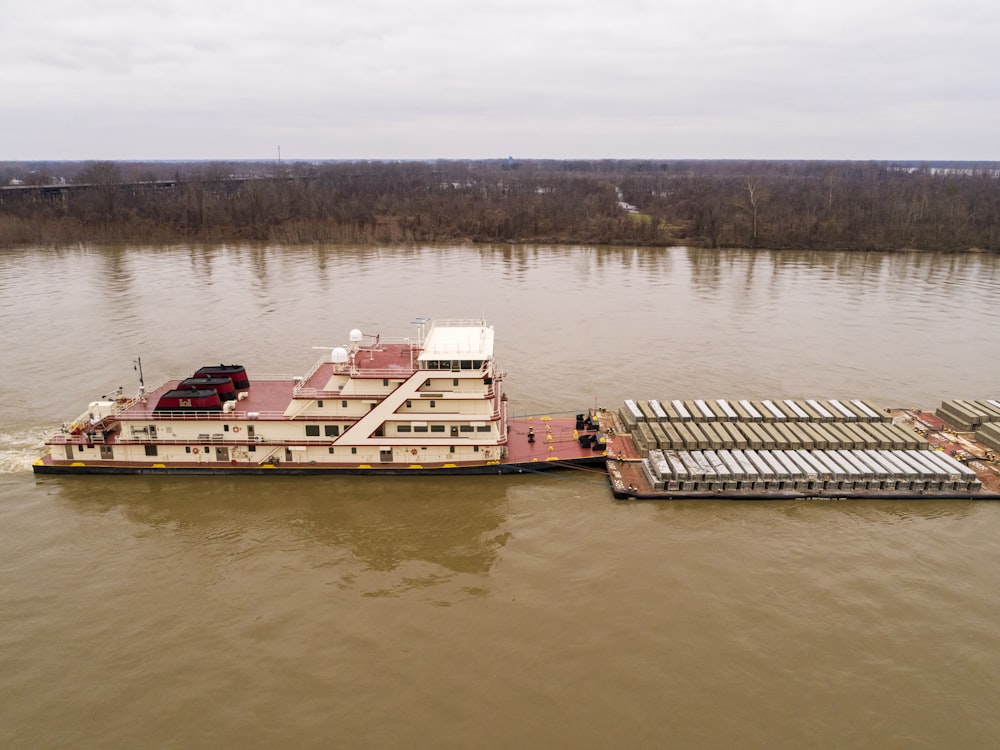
[606,398,1000,500]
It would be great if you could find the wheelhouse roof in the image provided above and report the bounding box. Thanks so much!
[418,321,494,362]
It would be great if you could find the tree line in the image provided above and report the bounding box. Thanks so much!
[1,159,998,251]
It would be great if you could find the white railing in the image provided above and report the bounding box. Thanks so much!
[142,410,288,421]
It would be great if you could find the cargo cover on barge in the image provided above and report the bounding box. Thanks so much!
[606,397,1000,500]
[32,318,608,476]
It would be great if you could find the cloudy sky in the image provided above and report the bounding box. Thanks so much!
[3,0,998,161]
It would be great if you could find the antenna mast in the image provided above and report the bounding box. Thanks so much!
[134,357,145,395]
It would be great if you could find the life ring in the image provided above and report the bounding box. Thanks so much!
[193,447,199,454]
[411,449,418,455]
[232,426,240,433]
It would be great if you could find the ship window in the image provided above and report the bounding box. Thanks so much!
[383,379,388,386]
[318,400,323,408]
[204,447,210,453]
[185,446,191,453]
[305,425,320,437]
[406,400,411,408]
[453,379,458,387]
[476,425,491,432]
[325,425,339,437]
[328,447,335,454]
[78,445,84,452]
[473,360,482,369]
[461,360,472,369]
[431,425,445,433]
[414,425,429,433]
[450,446,455,453]
[342,400,348,408]
[473,446,479,452]
[398,425,412,433]
[460,425,474,432]
[430,400,436,408]
[223,424,230,432]
[351,447,357,454]
[249,445,256,452]
[145,445,158,456]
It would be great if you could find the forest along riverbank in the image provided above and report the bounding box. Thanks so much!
[2,159,999,250]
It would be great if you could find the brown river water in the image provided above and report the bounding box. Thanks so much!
[2,244,999,748]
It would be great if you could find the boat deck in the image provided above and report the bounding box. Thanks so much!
[114,377,297,422]
[504,415,608,467]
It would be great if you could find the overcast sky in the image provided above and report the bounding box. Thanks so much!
[3,0,998,161]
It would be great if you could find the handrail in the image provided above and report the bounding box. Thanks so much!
[256,446,284,464]
[292,356,330,394]
[145,410,288,420]
[293,384,496,400]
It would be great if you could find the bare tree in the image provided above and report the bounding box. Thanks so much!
[738,176,763,246]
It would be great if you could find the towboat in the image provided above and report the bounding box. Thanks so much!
[33,318,608,475]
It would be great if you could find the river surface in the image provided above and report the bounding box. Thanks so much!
[2,244,999,749]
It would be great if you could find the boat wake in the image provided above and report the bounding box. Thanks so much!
[0,428,48,474]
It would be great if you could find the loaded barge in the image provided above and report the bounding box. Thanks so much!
[32,319,607,476]
[606,397,1000,500]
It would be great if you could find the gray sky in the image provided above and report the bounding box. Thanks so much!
[3,0,998,161]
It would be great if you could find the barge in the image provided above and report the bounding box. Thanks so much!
[32,318,608,475]
[606,398,1000,500]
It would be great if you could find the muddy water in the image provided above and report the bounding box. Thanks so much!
[2,245,999,749]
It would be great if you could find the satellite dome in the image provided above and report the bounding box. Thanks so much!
[331,347,349,364]
[349,329,363,342]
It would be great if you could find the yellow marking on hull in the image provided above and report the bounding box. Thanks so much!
[442,463,457,468]
[486,460,501,465]
[261,464,276,469]
[546,456,561,461]
[151,464,166,469]
[71,462,86,467]
[357,464,372,469]
[408,464,423,469]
